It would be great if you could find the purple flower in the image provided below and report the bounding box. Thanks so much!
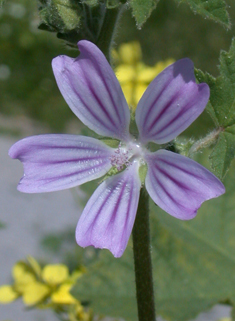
[9,41,225,258]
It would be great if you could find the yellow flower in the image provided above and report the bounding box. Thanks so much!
[42,264,69,285]
[12,261,36,293]
[117,41,142,65]
[51,283,77,304]
[114,41,174,109]
[0,257,89,319]
[0,285,19,303]
[22,281,50,305]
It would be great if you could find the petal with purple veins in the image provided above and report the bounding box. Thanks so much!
[52,40,130,141]
[135,59,210,144]
[76,162,141,258]
[9,134,114,193]
[145,150,225,220]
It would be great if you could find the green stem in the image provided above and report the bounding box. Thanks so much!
[96,5,124,63]
[188,127,222,157]
[132,188,156,321]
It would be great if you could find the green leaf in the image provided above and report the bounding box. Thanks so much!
[195,38,235,179]
[152,154,235,320]
[196,39,235,128]
[129,0,159,28]
[72,249,137,320]
[209,129,235,178]
[72,162,235,320]
[175,0,230,28]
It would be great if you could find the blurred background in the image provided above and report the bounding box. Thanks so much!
[0,0,235,133]
[0,0,235,320]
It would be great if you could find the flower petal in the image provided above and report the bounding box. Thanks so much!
[9,134,113,193]
[52,40,130,141]
[135,59,210,144]
[76,162,141,257]
[145,150,225,220]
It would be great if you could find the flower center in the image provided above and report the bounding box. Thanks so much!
[110,139,145,171]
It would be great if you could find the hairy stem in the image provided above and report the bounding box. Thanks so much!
[97,4,124,63]
[188,127,223,157]
[132,188,155,321]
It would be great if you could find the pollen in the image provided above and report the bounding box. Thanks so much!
[110,144,130,171]
[110,140,146,171]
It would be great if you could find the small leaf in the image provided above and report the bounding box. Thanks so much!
[129,0,159,28]
[175,0,230,28]
[209,129,235,179]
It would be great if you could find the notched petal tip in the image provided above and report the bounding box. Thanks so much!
[76,163,141,257]
[136,58,210,145]
[145,150,225,220]
[52,40,130,141]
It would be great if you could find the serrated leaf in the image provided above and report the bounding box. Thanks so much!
[72,161,235,320]
[209,129,235,178]
[195,38,235,178]
[129,0,159,28]
[175,0,230,28]
[196,39,235,128]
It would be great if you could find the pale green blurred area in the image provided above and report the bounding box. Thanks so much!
[0,0,235,134]
[0,0,78,133]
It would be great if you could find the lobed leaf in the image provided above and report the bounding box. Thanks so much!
[72,160,235,321]
[195,38,235,179]
[175,0,230,28]
[72,160,235,320]
[209,129,235,178]
[71,249,137,320]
